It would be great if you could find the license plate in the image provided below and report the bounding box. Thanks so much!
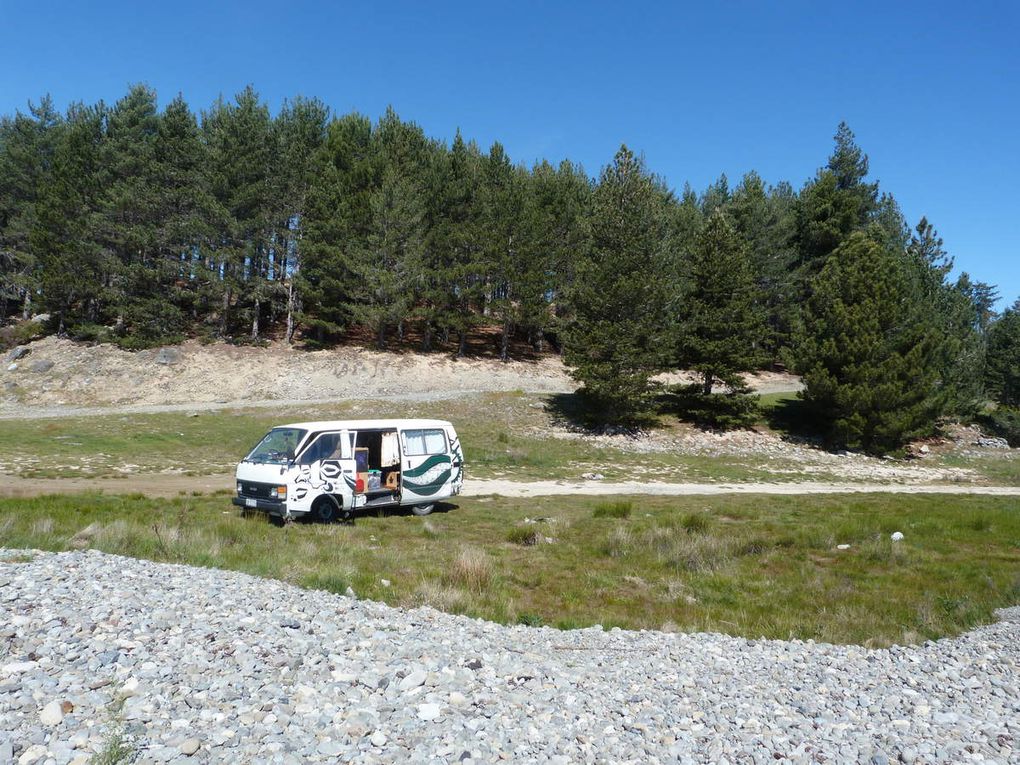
[245,498,257,508]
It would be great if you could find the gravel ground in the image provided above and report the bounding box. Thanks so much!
[1,550,1017,765]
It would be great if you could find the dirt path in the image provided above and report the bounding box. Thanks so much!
[2,473,1018,500]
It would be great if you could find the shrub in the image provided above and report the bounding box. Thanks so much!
[593,501,632,519]
[507,526,542,546]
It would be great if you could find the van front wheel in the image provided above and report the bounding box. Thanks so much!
[411,503,435,516]
[311,496,340,524]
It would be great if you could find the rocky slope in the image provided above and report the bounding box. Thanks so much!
[1,550,1016,764]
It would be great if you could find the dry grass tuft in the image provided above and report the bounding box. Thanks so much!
[445,546,493,592]
[69,522,102,549]
[605,525,632,558]
[408,580,469,612]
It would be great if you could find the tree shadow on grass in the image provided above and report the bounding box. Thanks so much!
[544,392,659,433]
[761,394,825,443]
[655,383,764,431]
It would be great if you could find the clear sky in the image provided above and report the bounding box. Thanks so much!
[2,0,1017,308]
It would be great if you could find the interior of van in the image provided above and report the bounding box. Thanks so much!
[354,429,401,505]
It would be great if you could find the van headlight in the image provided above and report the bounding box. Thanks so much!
[271,486,287,500]
[236,483,243,494]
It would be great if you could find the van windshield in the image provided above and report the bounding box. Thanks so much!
[244,428,307,464]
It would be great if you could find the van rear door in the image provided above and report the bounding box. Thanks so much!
[400,427,456,503]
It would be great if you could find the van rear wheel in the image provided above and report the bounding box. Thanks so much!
[411,503,435,516]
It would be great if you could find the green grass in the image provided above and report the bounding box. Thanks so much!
[2,491,1017,646]
[0,391,1015,486]
[593,500,633,519]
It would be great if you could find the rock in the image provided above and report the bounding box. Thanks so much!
[18,744,47,764]
[919,444,930,455]
[29,360,54,373]
[581,472,605,481]
[975,436,1009,449]
[120,676,140,696]
[317,739,345,756]
[179,738,201,756]
[345,586,357,599]
[154,347,180,365]
[890,532,904,542]
[399,669,427,691]
[39,700,64,725]
[380,579,391,588]
[6,363,17,372]
[7,346,30,361]
[2,660,40,674]
[369,731,387,747]
[836,544,851,550]
[418,703,442,721]
[29,313,50,324]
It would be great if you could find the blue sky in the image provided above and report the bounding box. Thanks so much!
[2,0,1017,308]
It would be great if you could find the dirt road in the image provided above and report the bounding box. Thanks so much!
[2,473,1018,500]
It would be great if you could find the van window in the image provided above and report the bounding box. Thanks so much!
[402,428,447,456]
[297,432,344,465]
[245,428,307,464]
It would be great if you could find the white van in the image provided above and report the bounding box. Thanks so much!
[233,419,463,522]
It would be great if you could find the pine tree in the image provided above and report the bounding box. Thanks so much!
[518,159,590,353]
[562,145,671,422]
[100,84,175,346]
[793,231,947,452]
[905,217,986,414]
[33,101,106,335]
[154,94,221,329]
[797,122,879,274]
[676,211,765,396]
[272,97,329,343]
[728,172,798,357]
[986,301,1020,407]
[202,87,275,339]
[479,141,524,361]
[0,96,61,321]
[297,112,375,341]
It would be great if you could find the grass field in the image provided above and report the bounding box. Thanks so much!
[1,391,1015,485]
[2,491,1017,646]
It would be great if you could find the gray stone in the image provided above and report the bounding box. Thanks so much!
[398,669,427,691]
[29,360,54,373]
[154,347,180,365]
[7,346,29,361]
[39,699,64,726]
[179,738,201,756]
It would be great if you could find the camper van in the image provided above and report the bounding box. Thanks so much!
[233,419,463,522]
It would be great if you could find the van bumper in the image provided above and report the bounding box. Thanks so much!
[232,496,288,516]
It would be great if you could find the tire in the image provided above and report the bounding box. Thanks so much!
[311,496,340,524]
[411,503,435,517]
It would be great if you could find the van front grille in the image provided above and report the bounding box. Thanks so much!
[238,481,275,499]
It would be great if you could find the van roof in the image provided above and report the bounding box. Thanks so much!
[276,418,455,432]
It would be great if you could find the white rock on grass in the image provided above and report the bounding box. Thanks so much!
[1,548,1018,764]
